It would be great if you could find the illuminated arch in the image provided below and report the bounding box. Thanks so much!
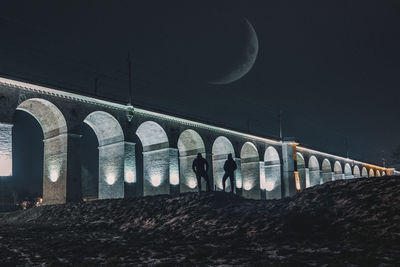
[136,121,170,196]
[333,161,344,180]
[369,168,375,177]
[136,121,169,151]
[83,111,125,199]
[177,129,206,192]
[344,163,353,179]
[263,146,281,199]
[361,167,368,177]
[212,136,235,191]
[376,170,381,177]
[240,142,260,199]
[353,166,361,178]
[382,171,386,176]
[308,156,320,187]
[16,98,68,204]
[296,152,307,189]
[321,159,333,183]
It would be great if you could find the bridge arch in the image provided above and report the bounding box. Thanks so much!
[16,98,68,204]
[333,161,343,180]
[369,168,375,177]
[212,136,235,191]
[263,146,281,199]
[136,121,170,196]
[344,163,353,179]
[83,111,124,199]
[308,156,320,186]
[353,165,361,178]
[382,171,386,176]
[321,159,333,183]
[177,129,206,192]
[240,142,260,199]
[376,170,381,177]
[296,152,307,189]
[362,167,368,177]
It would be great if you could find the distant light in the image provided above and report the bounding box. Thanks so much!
[170,172,179,185]
[106,174,116,185]
[294,171,301,190]
[125,170,135,183]
[265,180,275,191]
[150,174,162,187]
[243,181,252,191]
[49,169,59,182]
[188,179,197,189]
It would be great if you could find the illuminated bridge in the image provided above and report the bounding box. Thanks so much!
[0,77,394,204]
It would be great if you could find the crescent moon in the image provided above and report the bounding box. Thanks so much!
[208,19,259,85]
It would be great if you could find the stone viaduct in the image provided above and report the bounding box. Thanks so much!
[0,77,394,204]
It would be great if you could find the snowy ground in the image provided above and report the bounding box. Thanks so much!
[0,176,399,266]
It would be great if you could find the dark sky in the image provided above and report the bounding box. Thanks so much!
[1,0,400,167]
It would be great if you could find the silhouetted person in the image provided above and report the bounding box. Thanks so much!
[222,153,237,193]
[192,153,211,192]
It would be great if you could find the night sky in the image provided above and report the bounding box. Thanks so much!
[1,1,400,167]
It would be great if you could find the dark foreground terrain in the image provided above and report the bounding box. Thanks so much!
[0,177,399,266]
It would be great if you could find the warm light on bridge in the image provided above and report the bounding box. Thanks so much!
[243,181,253,191]
[106,173,116,185]
[150,174,162,187]
[0,155,12,177]
[125,170,135,183]
[294,171,301,191]
[188,179,197,189]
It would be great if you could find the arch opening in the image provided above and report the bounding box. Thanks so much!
[369,168,375,177]
[83,111,125,200]
[344,163,353,179]
[14,98,68,205]
[177,129,206,192]
[333,161,344,180]
[376,170,381,177]
[362,167,368,178]
[321,159,333,183]
[353,166,361,178]
[264,146,281,199]
[240,142,260,199]
[308,156,320,187]
[212,136,235,192]
[296,152,307,190]
[136,121,170,196]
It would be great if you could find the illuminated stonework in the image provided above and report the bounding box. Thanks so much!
[17,99,69,205]
[344,163,353,179]
[178,129,206,192]
[333,161,344,180]
[264,146,281,199]
[212,136,235,191]
[321,159,333,184]
[0,123,12,177]
[0,76,392,205]
[85,111,125,200]
[308,156,320,187]
[353,166,361,178]
[137,121,171,196]
[124,142,136,183]
[241,142,260,199]
[296,152,308,190]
